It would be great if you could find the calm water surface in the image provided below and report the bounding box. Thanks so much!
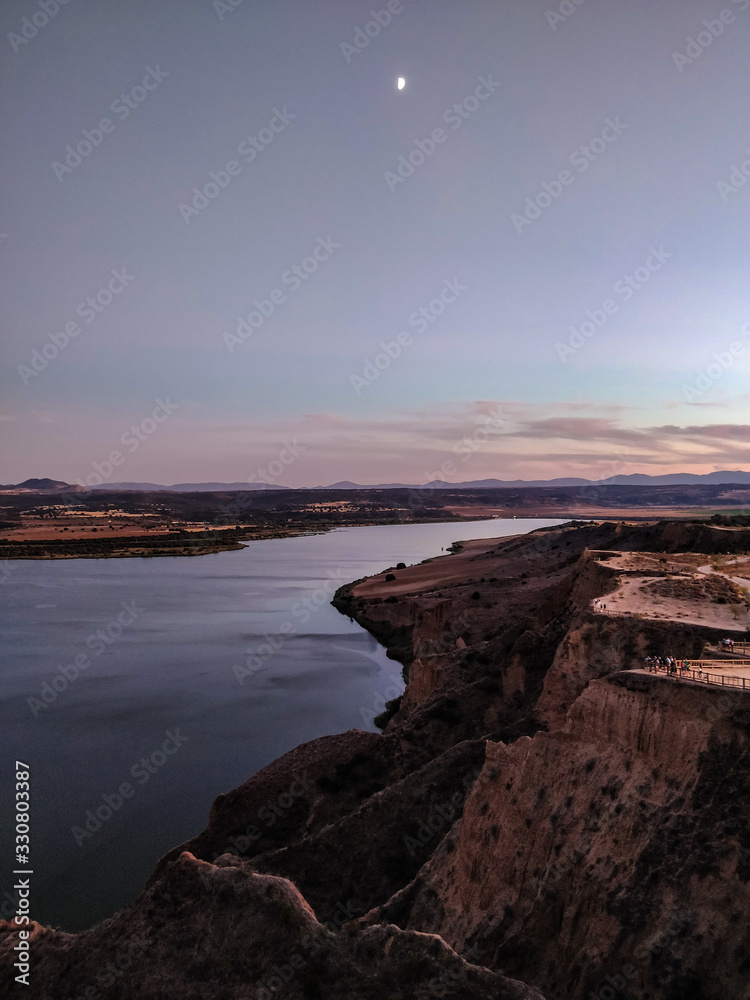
[0,518,562,930]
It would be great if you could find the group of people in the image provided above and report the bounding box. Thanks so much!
[593,599,607,610]
[643,655,693,677]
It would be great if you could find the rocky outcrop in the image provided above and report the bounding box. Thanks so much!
[332,584,418,666]
[401,653,447,709]
[366,523,750,742]
[0,851,544,1000]
[535,614,723,729]
[372,672,750,1000]
[149,728,489,926]
[6,518,750,998]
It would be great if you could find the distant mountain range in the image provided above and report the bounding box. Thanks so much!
[318,471,750,489]
[100,481,289,492]
[0,479,291,493]
[2,471,750,493]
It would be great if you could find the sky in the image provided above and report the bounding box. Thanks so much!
[1,0,749,487]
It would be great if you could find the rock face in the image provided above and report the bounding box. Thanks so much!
[3,518,750,998]
[151,729,490,926]
[373,673,750,1000]
[0,851,544,1000]
[535,613,715,729]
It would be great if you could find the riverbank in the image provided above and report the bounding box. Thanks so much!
[0,525,327,559]
[1,518,547,935]
[4,518,750,999]
[1,482,746,560]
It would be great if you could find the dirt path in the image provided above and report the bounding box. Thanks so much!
[697,563,750,591]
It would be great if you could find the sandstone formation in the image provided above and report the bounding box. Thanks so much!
[372,672,750,999]
[3,518,750,998]
[0,851,542,999]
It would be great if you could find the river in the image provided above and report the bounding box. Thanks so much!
[0,517,562,930]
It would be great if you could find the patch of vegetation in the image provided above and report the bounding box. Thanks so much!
[374,696,402,730]
[644,571,749,609]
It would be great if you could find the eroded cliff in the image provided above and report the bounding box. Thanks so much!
[372,673,750,999]
[4,518,750,999]
[0,850,543,1000]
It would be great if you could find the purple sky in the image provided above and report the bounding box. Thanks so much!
[1,0,748,486]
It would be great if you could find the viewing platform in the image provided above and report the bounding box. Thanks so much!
[634,660,750,691]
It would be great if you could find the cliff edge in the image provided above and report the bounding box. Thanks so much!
[3,518,750,998]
